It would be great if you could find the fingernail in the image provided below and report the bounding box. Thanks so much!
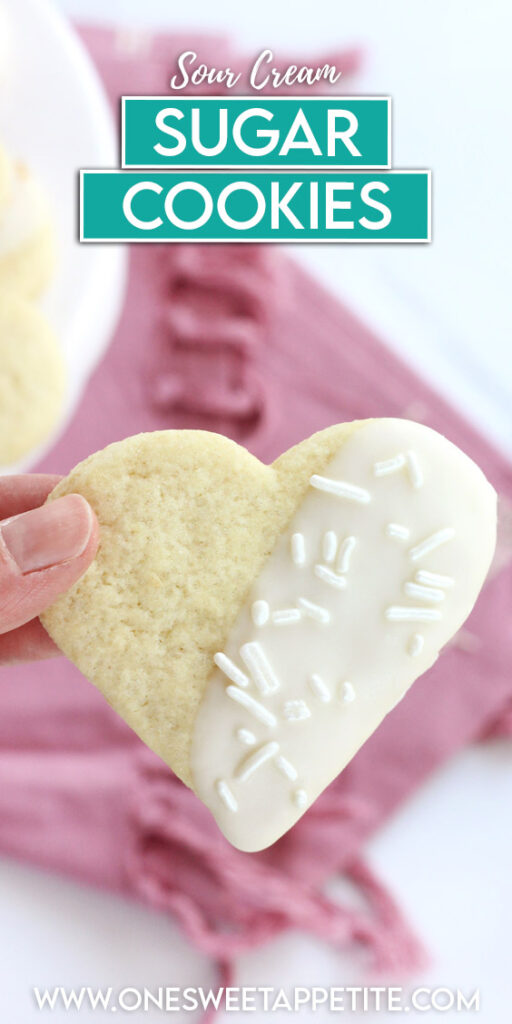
[1,494,94,574]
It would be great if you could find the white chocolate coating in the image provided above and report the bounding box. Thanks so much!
[191,420,497,852]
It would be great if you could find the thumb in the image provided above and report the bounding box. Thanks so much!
[0,494,99,635]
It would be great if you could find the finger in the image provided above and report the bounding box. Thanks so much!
[0,618,60,665]
[0,474,62,520]
[0,494,99,635]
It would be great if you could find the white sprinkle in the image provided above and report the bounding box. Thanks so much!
[294,789,308,810]
[386,523,410,541]
[373,453,406,476]
[275,756,298,782]
[340,681,356,703]
[251,600,269,627]
[374,451,423,488]
[272,608,302,625]
[309,673,331,703]
[237,727,256,746]
[406,449,423,489]
[310,475,371,504]
[214,652,249,689]
[298,597,331,623]
[283,699,311,722]
[386,606,442,622]
[408,633,425,657]
[314,564,347,590]
[240,641,281,695]
[409,527,455,562]
[322,530,338,563]
[336,535,357,574]
[226,686,277,727]
[291,532,306,567]
[404,581,445,603]
[215,779,238,813]
[415,569,454,589]
[236,741,280,782]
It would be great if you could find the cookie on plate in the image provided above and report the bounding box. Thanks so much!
[42,421,496,851]
[0,291,65,465]
[0,143,11,216]
[0,157,55,299]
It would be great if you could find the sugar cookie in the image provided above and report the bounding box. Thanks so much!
[0,158,55,298]
[42,421,496,850]
[0,143,11,215]
[0,292,65,465]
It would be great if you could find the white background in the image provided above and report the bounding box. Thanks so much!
[1,1,511,1020]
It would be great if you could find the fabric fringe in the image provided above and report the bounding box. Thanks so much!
[129,758,427,1020]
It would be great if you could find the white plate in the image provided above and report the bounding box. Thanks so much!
[0,0,127,472]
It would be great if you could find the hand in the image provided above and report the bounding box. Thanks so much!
[0,475,99,665]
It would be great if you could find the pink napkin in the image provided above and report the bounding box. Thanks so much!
[0,26,511,993]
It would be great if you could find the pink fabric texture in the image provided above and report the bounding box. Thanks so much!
[0,26,511,995]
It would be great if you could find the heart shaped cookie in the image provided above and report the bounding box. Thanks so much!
[42,419,496,851]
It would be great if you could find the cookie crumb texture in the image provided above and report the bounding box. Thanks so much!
[41,425,358,786]
[0,292,65,465]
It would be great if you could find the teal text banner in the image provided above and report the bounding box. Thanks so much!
[122,97,391,169]
[81,171,430,242]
